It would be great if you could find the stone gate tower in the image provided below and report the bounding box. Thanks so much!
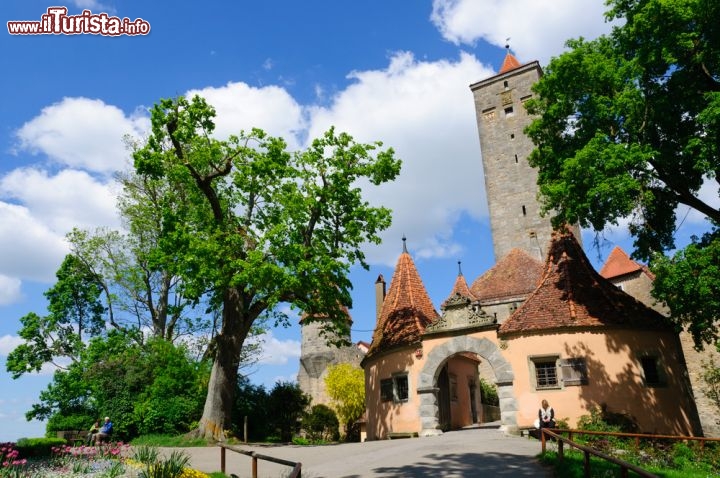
[469,50,554,262]
[298,311,364,406]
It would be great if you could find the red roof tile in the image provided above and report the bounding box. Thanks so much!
[470,248,544,301]
[499,51,522,74]
[499,229,672,335]
[367,251,440,356]
[599,246,642,279]
[442,273,476,308]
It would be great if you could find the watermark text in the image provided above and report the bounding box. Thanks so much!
[8,7,150,36]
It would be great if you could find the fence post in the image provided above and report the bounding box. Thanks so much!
[583,450,590,477]
[220,446,226,474]
[252,454,258,478]
[541,429,546,452]
[558,439,564,462]
[244,416,248,444]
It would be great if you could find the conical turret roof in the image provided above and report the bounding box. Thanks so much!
[441,264,476,308]
[499,50,522,74]
[366,244,439,357]
[499,229,672,335]
[470,248,543,302]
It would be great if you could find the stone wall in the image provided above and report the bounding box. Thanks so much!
[298,318,365,407]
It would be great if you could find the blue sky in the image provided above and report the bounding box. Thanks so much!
[1,0,713,443]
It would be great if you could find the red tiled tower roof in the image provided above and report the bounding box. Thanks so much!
[498,229,672,335]
[499,51,522,74]
[599,246,655,280]
[470,248,543,301]
[442,264,476,308]
[366,248,440,357]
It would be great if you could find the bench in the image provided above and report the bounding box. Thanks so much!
[56,430,90,446]
[388,432,418,439]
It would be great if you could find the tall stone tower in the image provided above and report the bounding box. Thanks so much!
[469,50,553,262]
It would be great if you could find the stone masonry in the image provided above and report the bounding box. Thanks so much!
[470,61,553,263]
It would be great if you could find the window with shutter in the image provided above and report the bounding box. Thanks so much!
[560,358,588,386]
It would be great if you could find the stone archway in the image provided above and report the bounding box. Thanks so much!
[416,336,517,436]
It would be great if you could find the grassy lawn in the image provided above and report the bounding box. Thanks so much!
[538,446,720,477]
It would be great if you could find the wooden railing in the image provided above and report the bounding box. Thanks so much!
[540,429,657,477]
[539,428,720,478]
[218,443,301,478]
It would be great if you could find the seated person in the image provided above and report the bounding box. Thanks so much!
[86,420,100,445]
[92,416,113,445]
[538,399,555,429]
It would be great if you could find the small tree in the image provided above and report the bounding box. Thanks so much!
[302,404,339,442]
[325,363,365,441]
[232,376,270,442]
[267,382,310,442]
[701,357,720,416]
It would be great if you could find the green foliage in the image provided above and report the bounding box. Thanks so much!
[231,376,270,441]
[651,230,720,345]
[324,363,365,440]
[14,437,65,458]
[29,331,208,442]
[267,382,310,442]
[700,354,720,414]
[6,255,105,378]
[132,94,400,438]
[302,404,340,442]
[524,0,720,348]
[478,378,499,406]
[576,405,636,434]
[137,449,191,478]
[45,413,97,436]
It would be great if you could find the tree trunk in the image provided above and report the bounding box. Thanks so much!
[191,287,254,441]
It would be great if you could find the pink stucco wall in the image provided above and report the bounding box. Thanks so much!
[501,329,697,435]
[363,327,699,440]
[364,346,425,440]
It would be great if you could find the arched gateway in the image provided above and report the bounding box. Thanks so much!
[417,335,517,436]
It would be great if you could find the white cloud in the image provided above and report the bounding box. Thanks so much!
[0,202,69,283]
[430,0,613,65]
[0,335,23,356]
[186,82,306,150]
[307,51,495,265]
[0,275,22,306]
[252,331,300,366]
[15,97,147,174]
[1,168,120,233]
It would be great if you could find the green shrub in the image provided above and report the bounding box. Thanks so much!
[46,413,97,436]
[15,437,65,458]
[302,404,339,442]
[478,379,499,406]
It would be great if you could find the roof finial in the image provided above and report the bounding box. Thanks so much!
[457,260,463,276]
[402,235,407,253]
[505,37,511,50]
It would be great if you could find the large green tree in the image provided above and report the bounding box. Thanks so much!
[132,95,401,440]
[6,254,105,377]
[524,0,719,345]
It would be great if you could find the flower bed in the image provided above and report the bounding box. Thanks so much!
[0,442,210,478]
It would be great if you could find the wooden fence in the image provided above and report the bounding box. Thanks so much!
[218,443,301,478]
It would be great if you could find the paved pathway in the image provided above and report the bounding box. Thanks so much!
[168,427,552,478]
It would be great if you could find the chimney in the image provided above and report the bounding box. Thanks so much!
[374,274,386,320]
